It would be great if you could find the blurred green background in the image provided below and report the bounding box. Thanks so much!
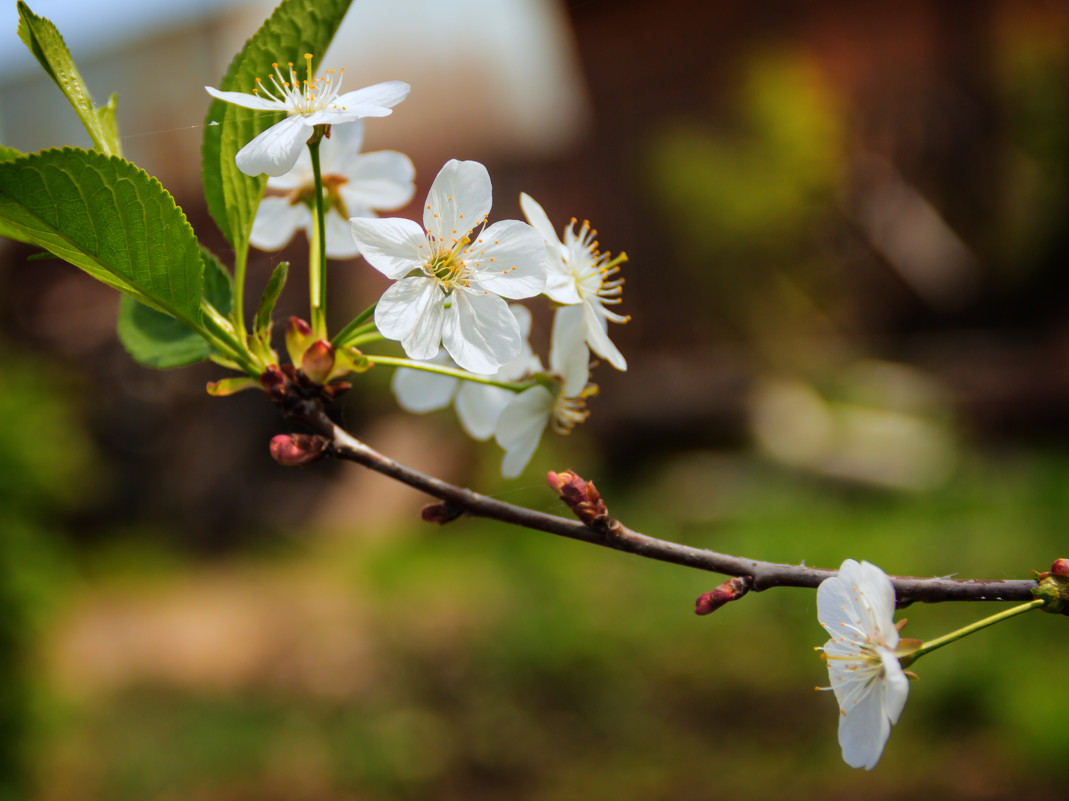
[2,0,1069,798]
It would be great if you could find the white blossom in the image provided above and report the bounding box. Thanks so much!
[351,160,546,374]
[520,192,628,371]
[250,121,415,258]
[817,559,910,770]
[206,54,409,177]
[391,305,540,440]
[494,313,593,478]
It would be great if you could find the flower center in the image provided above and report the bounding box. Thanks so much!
[565,220,629,315]
[278,173,350,217]
[253,53,346,117]
[552,384,598,434]
[822,640,889,707]
[425,236,472,291]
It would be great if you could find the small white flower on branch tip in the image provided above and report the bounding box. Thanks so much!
[817,559,910,771]
[494,323,594,478]
[205,53,410,177]
[519,192,629,372]
[351,159,547,374]
[391,305,540,440]
[249,121,415,259]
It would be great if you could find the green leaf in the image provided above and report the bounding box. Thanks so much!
[117,249,234,369]
[254,261,289,341]
[16,2,122,157]
[201,0,354,251]
[0,148,202,323]
[0,145,31,244]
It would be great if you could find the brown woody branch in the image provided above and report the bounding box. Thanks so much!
[276,396,1038,606]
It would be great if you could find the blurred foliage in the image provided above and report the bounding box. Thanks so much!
[994,21,1069,277]
[31,449,1069,800]
[0,346,89,799]
[644,49,844,349]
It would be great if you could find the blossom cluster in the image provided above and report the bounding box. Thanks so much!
[206,55,629,476]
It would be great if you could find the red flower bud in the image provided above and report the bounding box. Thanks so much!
[259,365,288,402]
[695,576,753,615]
[301,340,336,384]
[1051,558,1069,577]
[547,470,608,526]
[269,433,329,467]
[286,317,315,365]
[421,502,464,524]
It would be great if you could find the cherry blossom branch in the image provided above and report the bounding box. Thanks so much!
[272,395,1038,606]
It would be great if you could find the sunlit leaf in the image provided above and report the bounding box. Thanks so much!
[0,148,202,321]
[0,145,30,244]
[16,1,122,156]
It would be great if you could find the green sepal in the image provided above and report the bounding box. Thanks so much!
[252,261,289,359]
[206,376,262,397]
[334,345,371,376]
[201,0,354,251]
[16,1,122,156]
[117,249,234,369]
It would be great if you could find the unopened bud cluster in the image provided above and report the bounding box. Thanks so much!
[1033,557,1069,615]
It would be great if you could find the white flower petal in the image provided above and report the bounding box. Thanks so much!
[205,85,284,112]
[856,561,900,647]
[510,303,533,341]
[350,217,428,278]
[441,289,520,374]
[837,668,893,770]
[550,305,586,371]
[467,220,546,299]
[455,383,513,441]
[375,277,444,359]
[265,149,312,190]
[495,386,554,478]
[561,346,591,398]
[881,648,910,726]
[320,120,365,171]
[249,197,307,252]
[391,353,458,413]
[235,115,314,177]
[425,160,492,244]
[334,80,411,115]
[323,210,361,259]
[495,304,542,382]
[519,193,560,246]
[544,268,582,305]
[581,302,627,371]
[342,151,417,210]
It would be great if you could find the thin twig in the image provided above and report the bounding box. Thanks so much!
[283,399,1038,605]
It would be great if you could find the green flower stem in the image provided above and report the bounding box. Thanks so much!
[899,598,1046,669]
[231,245,249,347]
[345,332,384,348]
[365,354,539,392]
[331,304,377,348]
[199,299,261,376]
[308,137,328,339]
